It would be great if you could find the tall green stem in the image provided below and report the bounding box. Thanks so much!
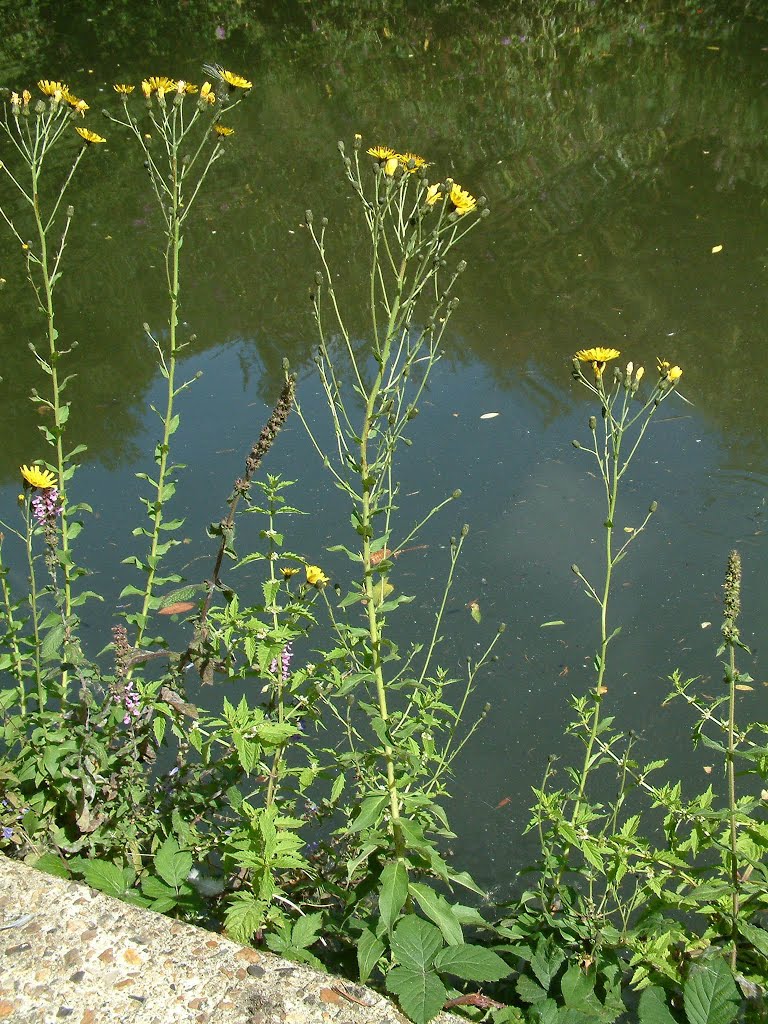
[726,641,739,970]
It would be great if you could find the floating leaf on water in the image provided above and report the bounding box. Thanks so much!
[623,526,635,533]
[480,412,500,419]
[735,683,754,691]
[761,790,768,801]
[711,244,723,253]
[597,686,608,695]
[703,766,713,774]
[540,620,565,627]
[468,600,481,624]
[159,601,195,615]
[700,621,712,629]
[495,797,512,810]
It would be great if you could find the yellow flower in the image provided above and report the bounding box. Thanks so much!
[399,151,428,172]
[213,124,234,137]
[575,347,621,378]
[20,464,56,489]
[38,79,67,96]
[200,81,213,99]
[281,567,300,579]
[635,366,645,383]
[175,80,198,94]
[425,183,443,206]
[449,183,477,215]
[75,127,106,144]
[667,365,683,383]
[367,145,396,161]
[142,76,175,97]
[306,565,329,587]
[141,80,152,99]
[221,69,252,89]
[113,84,135,94]
[383,155,399,176]
[22,89,31,107]
[657,358,670,374]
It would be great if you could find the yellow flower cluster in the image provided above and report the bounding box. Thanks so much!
[305,565,329,587]
[575,347,621,379]
[365,143,478,215]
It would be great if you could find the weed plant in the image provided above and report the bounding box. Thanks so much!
[0,70,767,1024]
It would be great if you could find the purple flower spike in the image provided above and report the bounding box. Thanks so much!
[31,486,62,525]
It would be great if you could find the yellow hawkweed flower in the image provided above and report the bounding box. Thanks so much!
[367,145,396,161]
[575,347,621,379]
[399,151,428,172]
[200,81,213,99]
[10,91,20,109]
[425,183,443,206]
[213,124,234,137]
[38,79,67,96]
[657,357,670,374]
[281,567,300,579]
[141,80,152,99]
[449,183,477,215]
[635,366,645,383]
[75,127,106,144]
[20,464,56,489]
[383,155,399,176]
[113,83,135,94]
[22,89,31,107]
[221,69,252,89]
[176,81,198,94]
[667,365,683,383]
[306,565,329,587]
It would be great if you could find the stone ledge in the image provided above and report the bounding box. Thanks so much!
[0,856,461,1024]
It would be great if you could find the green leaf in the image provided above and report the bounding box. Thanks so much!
[153,716,166,745]
[154,836,193,889]
[560,964,596,1008]
[638,986,678,1024]
[349,793,388,833]
[433,943,510,982]
[224,893,267,944]
[254,722,299,747]
[358,927,385,984]
[40,622,65,662]
[291,912,323,950]
[329,773,345,805]
[683,957,739,1024]
[386,966,446,1024]
[31,853,70,879]
[81,860,130,898]
[408,883,463,946]
[379,861,409,932]
[530,936,565,991]
[516,974,549,1004]
[737,920,768,959]
[390,915,444,972]
[141,875,176,900]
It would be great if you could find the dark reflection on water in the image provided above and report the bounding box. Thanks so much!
[1,3,767,891]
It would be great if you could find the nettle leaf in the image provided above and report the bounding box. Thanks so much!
[560,964,598,1009]
[516,974,548,1005]
[390,915,444,973]
[224,893,268,944]
[737,920,768,959]
[683,957,739,1024]
[530,935,565,991]
[638,986,678,1024]
[433,943,510,982]
[154,836,193,889]
[386,966,446,1024]
[379,861,409,932]
[81,860,131,898]
[291,912,324,950]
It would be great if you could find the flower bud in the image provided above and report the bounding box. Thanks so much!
[572,439,582,449]
[337,140,345,154]
[452,489,461,498]
[571,563,580,575]
[648,501,657,513]
[588,416,597,431]
[305,209,313,224]
[461,524,469,537]
[635,366,645,383]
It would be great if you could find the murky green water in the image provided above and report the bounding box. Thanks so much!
[2,2,768,893]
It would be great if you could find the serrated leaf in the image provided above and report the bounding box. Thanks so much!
[386,966,446,1024]
[530,936,565,991]
[380,861,409,932]
[560,964,597,1007]
[154,836,193,889]
[683,957,739,1024]
[291,912,323,950]
[390,915,443,972]
[516,973,548,1004]
[433,942,510,982]
[737,920,768,958]
[638,986,678,1024]
[81,859,129,898]
[358,927,386,984]
[409,883,463,946]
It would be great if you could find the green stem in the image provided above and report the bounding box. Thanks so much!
[726,641,739,971]
[136,184,181,647]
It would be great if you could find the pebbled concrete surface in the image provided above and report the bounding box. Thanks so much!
[0,857,461,1024]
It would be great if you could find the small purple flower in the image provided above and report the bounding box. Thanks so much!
[501,36,511,45]
[31,486,62,525]
[270,642,293,682]
[1,826,13,840]
[215,24,227,39]
[119,679,141,725]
